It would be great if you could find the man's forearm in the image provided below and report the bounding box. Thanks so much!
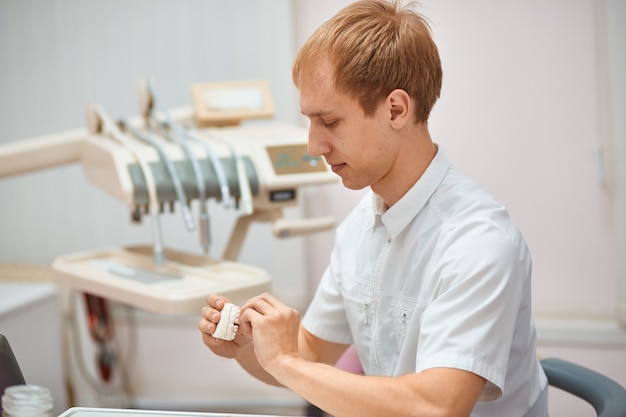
[235,343,283,386]
[269,355,485,417]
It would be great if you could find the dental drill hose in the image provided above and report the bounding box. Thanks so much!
[119,119,196,233]
[139,80,233,209]
[141,79,211,254]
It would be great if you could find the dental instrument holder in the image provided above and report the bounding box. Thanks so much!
[82,115,336,261]
[125,148,259,227]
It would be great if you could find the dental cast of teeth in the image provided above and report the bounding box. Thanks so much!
[212,303,240,341]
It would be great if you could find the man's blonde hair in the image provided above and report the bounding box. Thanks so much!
[292,0,442,123]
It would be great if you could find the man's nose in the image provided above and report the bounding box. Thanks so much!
[307,125,328,158]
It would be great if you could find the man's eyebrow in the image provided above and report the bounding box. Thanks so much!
[301,110,334,117]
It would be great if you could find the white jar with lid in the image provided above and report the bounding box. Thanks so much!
[1,385,53,417]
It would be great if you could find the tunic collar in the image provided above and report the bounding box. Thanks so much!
[371,147,450,239]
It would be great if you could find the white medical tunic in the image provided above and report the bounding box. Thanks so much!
[302,148,548,416]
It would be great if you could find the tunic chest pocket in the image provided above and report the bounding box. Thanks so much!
[339,272,374,329]
[379,296,419,346]
[371,296,420,375]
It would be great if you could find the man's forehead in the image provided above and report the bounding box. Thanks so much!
[298,77,335,116]
[298,64,333,88]
[299,85,358,119]
[297,57,360,117]
[299,87,339,117]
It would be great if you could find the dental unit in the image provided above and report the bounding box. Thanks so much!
[0,79,337,316]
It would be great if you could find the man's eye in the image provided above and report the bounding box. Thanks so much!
[323,120,338,128]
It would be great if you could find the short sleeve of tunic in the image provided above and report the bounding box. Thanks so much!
[413,214,527,400]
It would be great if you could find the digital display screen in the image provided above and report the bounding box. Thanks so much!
[266,144,327,175]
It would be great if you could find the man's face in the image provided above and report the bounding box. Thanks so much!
[299,60,400,192]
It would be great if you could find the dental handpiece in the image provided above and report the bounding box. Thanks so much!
[143,80,211,255]
[234,149,253,215]
[202,130,253,216]
[185,130,234,210]
[158,122,211,255]
[143,80,211,254]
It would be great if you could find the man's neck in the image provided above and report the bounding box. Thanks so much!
[373,124,437,207]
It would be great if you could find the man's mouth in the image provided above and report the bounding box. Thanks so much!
[330,163,346,174]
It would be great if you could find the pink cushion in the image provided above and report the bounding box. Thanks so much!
[335,345,363,374]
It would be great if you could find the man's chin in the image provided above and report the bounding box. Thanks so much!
[340,179,367,191]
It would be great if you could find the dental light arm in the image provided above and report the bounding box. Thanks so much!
[0,129,84,180]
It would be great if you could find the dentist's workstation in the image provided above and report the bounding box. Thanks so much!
[1,1,626,417]
[0,74,337,416]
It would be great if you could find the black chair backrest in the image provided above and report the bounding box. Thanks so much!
[0,334,27,415]
[541,357,626,417]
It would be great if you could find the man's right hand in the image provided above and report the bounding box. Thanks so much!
[198,294,251,359]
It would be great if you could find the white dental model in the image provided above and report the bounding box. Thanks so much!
[212,303,240,341]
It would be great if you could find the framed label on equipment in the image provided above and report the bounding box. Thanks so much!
[191,81,275,126]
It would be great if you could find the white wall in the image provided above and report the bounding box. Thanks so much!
[426,0,619,320]
[609,0,626,325]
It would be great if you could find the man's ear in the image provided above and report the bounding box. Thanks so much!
[387,89,412,128]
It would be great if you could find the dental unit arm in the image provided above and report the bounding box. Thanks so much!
[0,80,337,315]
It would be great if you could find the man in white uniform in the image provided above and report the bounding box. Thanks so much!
[199,1,549,416]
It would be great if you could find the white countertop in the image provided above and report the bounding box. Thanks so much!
[0,282,57,317]
[59,407,299,417]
